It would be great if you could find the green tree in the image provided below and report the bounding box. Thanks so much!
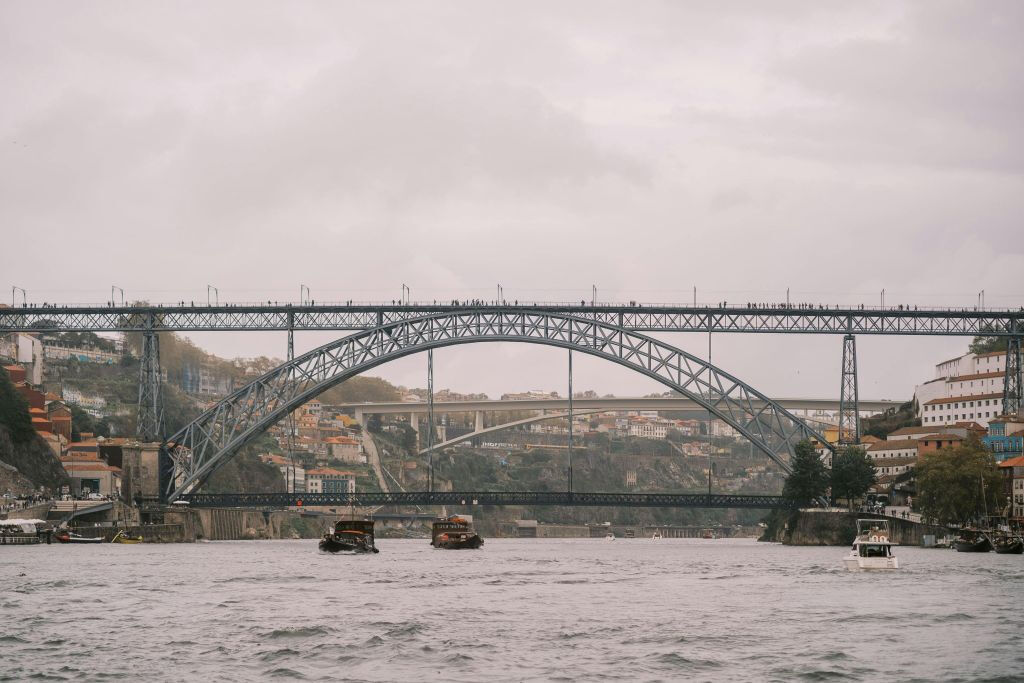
[0,366,34,443]
[830,446,876,509]
[915,435,1005,525]
[782,439,830,507]
[69,404,111,440]
[969,327,1008,355]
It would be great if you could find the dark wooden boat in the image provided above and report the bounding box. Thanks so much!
[954,529,992,553]
[431,516,483,550]
[993,534,1023,555]
[319,519,378,553]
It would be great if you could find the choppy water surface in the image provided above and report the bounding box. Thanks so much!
[2,538,1022,682]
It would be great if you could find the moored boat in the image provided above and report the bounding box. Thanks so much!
[319,519,378,553]
[431,515,483,549]
[954,529,992,553]
[604,532,615,541]
[844,519,900,571]
[111,530,144,544]
[55,530,104,544]
[0,519,47,545]
[992,532,1023,555]
[651,530,663,540]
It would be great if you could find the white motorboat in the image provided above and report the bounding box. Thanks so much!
[844,519,900,572]
[604,532,615,541]
[651,531,663,540]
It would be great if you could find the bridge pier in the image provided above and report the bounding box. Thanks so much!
[1005,336,1022,416]
[838,333,859,446]
[475,410,484,432]
[136,312,164,441]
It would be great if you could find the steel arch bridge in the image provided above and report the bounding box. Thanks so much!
[161,310,833,502]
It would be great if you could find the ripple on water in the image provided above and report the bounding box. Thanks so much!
[260,626,332,639]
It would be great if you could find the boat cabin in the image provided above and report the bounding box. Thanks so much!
[333,520,375,537]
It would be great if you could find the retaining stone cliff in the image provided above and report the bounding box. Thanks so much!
[765,510,951,546]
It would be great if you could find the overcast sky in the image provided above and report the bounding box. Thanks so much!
[2,1,1022,400]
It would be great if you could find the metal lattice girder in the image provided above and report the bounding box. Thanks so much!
[838,334,860,445]
[181,491,796,509]
[1005,336,1022,416]
[136,322,164,442]
[162,311,834,501]
[1,303,1022,336]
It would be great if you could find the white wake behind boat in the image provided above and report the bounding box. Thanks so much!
[844,519,900,572]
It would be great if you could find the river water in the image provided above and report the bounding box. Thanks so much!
[2,538,1022,682]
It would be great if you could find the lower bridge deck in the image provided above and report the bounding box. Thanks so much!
[179,491,792,509]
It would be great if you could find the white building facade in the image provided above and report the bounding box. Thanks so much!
[915,350,1016,428]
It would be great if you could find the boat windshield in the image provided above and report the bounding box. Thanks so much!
[858,544,891,558]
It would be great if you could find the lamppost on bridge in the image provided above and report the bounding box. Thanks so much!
[207,285,218,306]
[300,284,310,305]
[880,289,885,309]
[111,286,124,307]
[497,284,502,303]
[11,286,26,307]
[401,284,410,305]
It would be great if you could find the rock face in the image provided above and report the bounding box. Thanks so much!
[762,510,857,546]
[762,510,951,546]
[0,425,69,493]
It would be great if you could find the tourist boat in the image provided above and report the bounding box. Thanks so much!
[651,530,663,540]
[319,519,378,553]
[844,519,900,571]
[55,530,104,544]
[701,528,717,539]
[604,532,615,541]
[0,519,46,546]
[431,515,483,550]
[954,529,992,553]
[111,530,143,544]
[992,532,1023,555]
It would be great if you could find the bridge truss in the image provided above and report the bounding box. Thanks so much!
[160,310,834,501]
[2,302,1021,335]
[180,491,795,509]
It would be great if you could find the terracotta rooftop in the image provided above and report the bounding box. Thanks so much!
[924,393,1002,406]
[947,371,1004,382]
[868,440,919,452]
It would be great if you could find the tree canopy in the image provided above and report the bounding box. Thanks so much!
[831,446,876,509]
[782,439,829,507]
[969,330,1008,355]
[0,366,34,443]
[914,435,1005,525]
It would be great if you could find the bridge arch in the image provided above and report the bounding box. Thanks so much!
[162,310,833,500]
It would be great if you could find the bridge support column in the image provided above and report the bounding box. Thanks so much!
[475,411,484,432]
[838,334,859,447]
[136,313,164,442]
[1004,336,1022,416]
[354,408,367,429]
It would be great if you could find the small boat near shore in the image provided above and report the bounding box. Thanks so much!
[431,515,483,549]
[651,530,663,540]
[844,519,900,571]
[111,530,144,544]
[55,530,104,544]
[992,532,1023,555]
[954,529,992,553]
[319,519,378,553]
